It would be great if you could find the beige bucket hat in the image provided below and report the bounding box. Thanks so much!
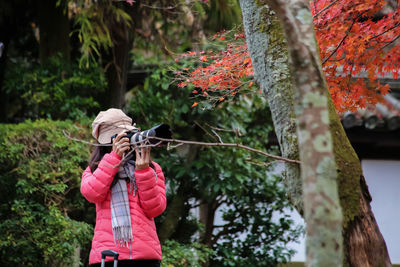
[92,108,137,144]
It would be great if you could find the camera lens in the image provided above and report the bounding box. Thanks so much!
[129,124,171,145]
[132,129,155,144]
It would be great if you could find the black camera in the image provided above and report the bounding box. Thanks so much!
[112,124,172,145]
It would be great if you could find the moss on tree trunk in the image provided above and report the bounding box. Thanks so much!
[327,92,391,267]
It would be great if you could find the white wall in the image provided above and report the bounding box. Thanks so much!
[361,160,400,263]
[286,160,400,263]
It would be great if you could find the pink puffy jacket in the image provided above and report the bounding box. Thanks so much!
[81,151,166,265]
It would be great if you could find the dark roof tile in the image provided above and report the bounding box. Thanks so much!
[341,93,400,131]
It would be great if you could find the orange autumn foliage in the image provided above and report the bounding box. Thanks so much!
[176,1,400,112]
[313,0,400,112]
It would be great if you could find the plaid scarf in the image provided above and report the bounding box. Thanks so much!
[110,158,137,247]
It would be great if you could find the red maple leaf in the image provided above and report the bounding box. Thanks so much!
[176,2,400,111]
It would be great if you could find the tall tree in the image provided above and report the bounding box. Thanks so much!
[71,0,135,108]
[239,0,391,266]
[37,0,70,63]
[250,0,343,265]
[103,3,135,109]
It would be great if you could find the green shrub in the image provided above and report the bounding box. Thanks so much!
[2,55,106,121]
[161,240,212,267]
[0,119,94,266]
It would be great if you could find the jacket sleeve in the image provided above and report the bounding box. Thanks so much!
[81,151,121,203]
[135,161,167,218]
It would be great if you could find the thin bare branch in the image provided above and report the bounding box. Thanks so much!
[204,122,238,133]
[167,142,184,150]
[211,129,224,144]
[322,11,367,65]
[148,136,301,164]
[140,3,179,10]
[322,20,356,65]
[371,23,400,40]
[313,0,339,19]
[245,159,284,167]
[379,34,400,51]
[63,131,301,164]
[194,120,217,140]
[62,130,112,147]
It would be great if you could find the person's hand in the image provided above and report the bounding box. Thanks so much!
[112,131,131,157]
[135,146,151,170]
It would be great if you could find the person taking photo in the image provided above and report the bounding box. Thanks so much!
[81,108,166,267]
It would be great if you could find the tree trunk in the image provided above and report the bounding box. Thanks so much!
[104,18,131,109]
[37,0,70,63]
[104,38,130,109]
[0,38,10,122]
[157,188,185,243]
[240,0,303,213]
[344,176,391,267]
[199,199,218,267]
[191,14,207,52]
[158,144,200,242]
[103,3,140,109]
[199,200,218,249]
[256,0,343,265]
[239,0,391,266]
[327,89,391,267]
